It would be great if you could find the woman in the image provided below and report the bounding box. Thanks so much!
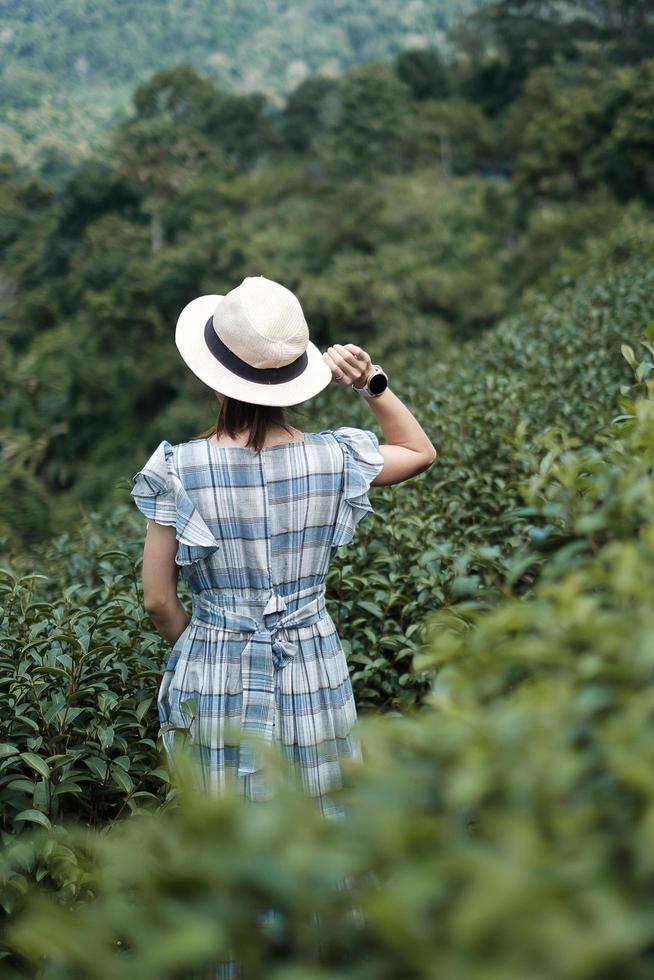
[131,275,436,976]
[131,275,437,813]
[132,276,436,977]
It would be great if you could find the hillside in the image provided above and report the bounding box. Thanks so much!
[2,6,653,543]
[0,0,480,168]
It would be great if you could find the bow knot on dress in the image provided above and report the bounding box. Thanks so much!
[194,587,326,777]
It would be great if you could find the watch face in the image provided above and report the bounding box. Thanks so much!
[369,372,388,395]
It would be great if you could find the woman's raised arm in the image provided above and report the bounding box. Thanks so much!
[323,342,438,486]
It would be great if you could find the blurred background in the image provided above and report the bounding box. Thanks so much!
[1,0,652,548]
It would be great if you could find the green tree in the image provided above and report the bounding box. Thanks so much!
[281,77,340,153]
[395,48,450,101]
[317,64,412,177]
[509,57,654,203]
[453,0,595,114]
[132,65,223,127]
[113,68,226,251]
[202,92,278,167]
[591,59,654,203]
[408,98,497,176]
[569,0,654,60]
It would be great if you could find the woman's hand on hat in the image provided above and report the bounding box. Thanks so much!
[323,344,372,388]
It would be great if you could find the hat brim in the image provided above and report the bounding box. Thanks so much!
[175,294,333,407]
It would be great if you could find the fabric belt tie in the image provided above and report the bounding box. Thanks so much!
[193,587,326,778]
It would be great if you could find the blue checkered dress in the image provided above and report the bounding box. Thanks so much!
[131,427,384,819]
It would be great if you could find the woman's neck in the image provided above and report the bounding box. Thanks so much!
[207,424,304,449]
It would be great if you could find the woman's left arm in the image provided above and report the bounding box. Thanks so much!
[141,521,190,644]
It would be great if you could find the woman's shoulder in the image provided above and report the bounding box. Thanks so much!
[307,428,385,487]
[314,426,383,457]
[310,425,379,443]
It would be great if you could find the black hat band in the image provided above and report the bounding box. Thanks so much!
[204,317,308,385]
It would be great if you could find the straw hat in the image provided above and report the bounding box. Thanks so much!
[175,276,332,407]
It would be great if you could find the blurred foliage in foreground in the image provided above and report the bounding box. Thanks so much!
[3,319,654,978]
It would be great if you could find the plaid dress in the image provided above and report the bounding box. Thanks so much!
[130,427,384,818]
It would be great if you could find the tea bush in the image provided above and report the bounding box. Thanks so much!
[0,556,169,834]
[5,330,654,979]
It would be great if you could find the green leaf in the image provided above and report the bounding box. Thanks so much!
[83,756,108,781]
[179,698,198,718]
[19,753,50,779]
[5,778,37,793]
[357,601,385,619]
[112,767,134,794]
[621,343,636,367]
[52,781,83,796]
[451,576,481,599]
[135,698,153,721]
[14,809,51,829]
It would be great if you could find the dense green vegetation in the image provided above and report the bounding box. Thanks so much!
[2,251,654,977]
[0,0,481,168]
[1,1,654,976]
[2,0,653,547]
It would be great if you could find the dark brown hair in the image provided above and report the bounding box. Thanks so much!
[195,396,295,453]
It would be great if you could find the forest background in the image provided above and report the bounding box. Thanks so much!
[2,0,653,545]
[2,1,654,977]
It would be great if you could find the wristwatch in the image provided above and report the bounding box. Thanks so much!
[353,364,388,398]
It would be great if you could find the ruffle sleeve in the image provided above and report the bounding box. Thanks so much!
[130,440,220,566]
[330,426,385,548]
